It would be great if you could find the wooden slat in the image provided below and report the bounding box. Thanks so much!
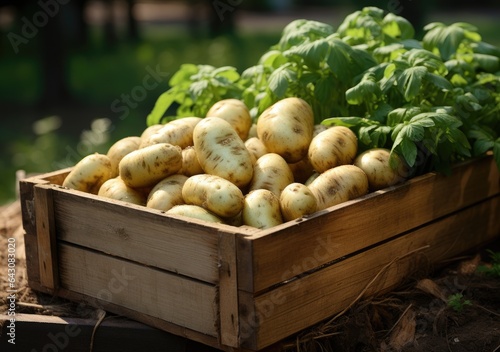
[237,154,500,293]
[50,186,225,284]
[58,243,219,337]
[239,196,500,350]
[0,313,220,352]
[218,230,240,347]
[34,184,58,290]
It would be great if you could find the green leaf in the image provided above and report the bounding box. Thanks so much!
[169,64,198,86]
[268,65,296,98]
[425,72,453,90]
[146,90,176,126]
[473,139,494,155]
[314,75,336,105]
[345,75,381,105]
[400,138,418,166]
[397,66,428,101]
[284,38,329,69]
[472,53,500,72]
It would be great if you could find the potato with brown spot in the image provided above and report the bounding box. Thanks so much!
[107,136,141,177]
[244,137,268,164]
[280,182,317,221]
[249,153,294,197]
[354,148,408,191]
[193,117,253,188]
[307,165,369,211]
[166,204,223,224]
[62,153,113,194]
[98,177,146,205]
[180,146,204,176]
[206,99,252,140]
[140,117,202,149]
[308,126,358,173]
[242,189,283,229]
[147,174,188,211]
[182,174,244,218]
[119,143,182,188]
[257,97,314,163]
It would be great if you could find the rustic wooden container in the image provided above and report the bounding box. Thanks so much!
[20,154,499,351]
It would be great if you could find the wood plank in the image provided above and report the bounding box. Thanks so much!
[218,230,240,347]
[58,243,219,337]
[50,185,227,284]
[34,184,58,290]
[239,196,500,350]
[0,313,220,352]
[237,154,500,293]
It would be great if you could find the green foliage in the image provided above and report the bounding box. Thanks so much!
[447,293,472,313]
[147,7,500,176]
[477,250,500,278]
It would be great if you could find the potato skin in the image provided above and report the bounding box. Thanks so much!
[242,189,283,229]
[249,153,294,197]
[146,174,188,211]
[308,126,358,173]
[354,148,408,191]
[206,99,252,141]
[140,117,202,149]
[98,177,146,205]
[180,146,204,176]
[107,136,141,177]
[193,117,254,188]
[119,143,182,188]
[63,153,113,194]
[280,183,317,221]
[140,124,163,141]
[182,174,244,218]
[308,165,369,211]
[257,97,314,163]
[244,137,268,163]
[166,204,223,224]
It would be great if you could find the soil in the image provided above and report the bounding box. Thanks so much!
[1,200,499,352]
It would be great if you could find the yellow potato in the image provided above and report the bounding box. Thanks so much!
[98,177,146,205]
[166,204,223,224]
[146,174,188,211]
[308,164,369,211]
[308,126,358,173]
[244,137,268,163]
[257,97,314,163]
[249,153,294,197]
[182,174,244,218]
[242,189,283,229]
[140,124,163,141]
[193,116,254,188]
[354,148,408,191]
[107,136,141,177]
[180,146,204,176]
[206,99,252,140]
[62,153,113,194]
[279,183,317,221]
[140,117,202,149]
[119,143,182,188]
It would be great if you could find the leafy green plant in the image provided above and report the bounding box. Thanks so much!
[447,293,472,312]
[477,250,500,278]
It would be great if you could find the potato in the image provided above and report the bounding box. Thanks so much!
[242,189,283,229]
[140,124,163,141]
[206,99,252,140]
[249,153,294,197]
[98,177,146,205]
[107,136,141,177]
[308,165,369,211]
[244,137,268,163]
[247,123,258,140]
[308,126,358,173]
[146,174,188,211]
[140,117,202,149]
[280,183,317,221]
[304,171,320,186]
[182,174,244,218]
[166,204,223,224]
[257,97,314,163]
[193,116,253,188]
[354,148,408,191]
[62,153,113,194]
[180,146,204,176]
[119,143,182,188]
[288,157,315,184]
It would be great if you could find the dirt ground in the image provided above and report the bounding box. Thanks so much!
[1,200,499,352]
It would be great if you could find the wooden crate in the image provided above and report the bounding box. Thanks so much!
[20,154,500,351]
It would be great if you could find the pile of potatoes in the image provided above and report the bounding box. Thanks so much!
[62,97,407,229]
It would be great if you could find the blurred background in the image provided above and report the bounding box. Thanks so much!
[0,0,499,205]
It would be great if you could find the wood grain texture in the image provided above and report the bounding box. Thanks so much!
[237,155,500,293]
[58,243,219,337]
[239,196,500,350]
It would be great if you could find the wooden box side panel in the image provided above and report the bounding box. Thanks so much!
[58,243,219,337]
[50,185,224,284]
[239,196,500,350]
[238,155,500,293]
